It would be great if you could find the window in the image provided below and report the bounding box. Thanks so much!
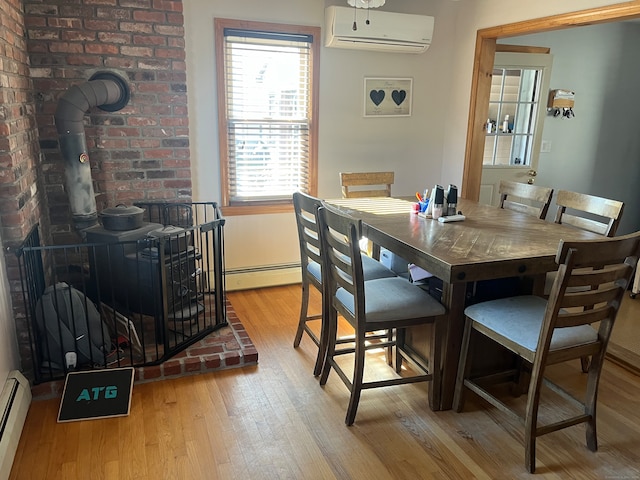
[214,19,320,214]
[483,66,544,167]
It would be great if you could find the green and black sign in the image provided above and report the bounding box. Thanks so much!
[58,367,134,422]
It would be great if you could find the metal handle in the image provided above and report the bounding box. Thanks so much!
[527,170,537,177]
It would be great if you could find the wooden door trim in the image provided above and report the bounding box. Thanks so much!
[496,44,550,54]
[462,2,640,201]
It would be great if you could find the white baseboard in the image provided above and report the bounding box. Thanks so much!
[0,371,31,480]
[224,264,301,291]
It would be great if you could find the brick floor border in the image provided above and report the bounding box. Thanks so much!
[30,300,258,400]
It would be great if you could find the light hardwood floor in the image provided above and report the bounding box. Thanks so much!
[10,284,640,479]
[608,293,640,374]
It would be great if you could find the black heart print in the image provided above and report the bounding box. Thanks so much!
[392,90,406,106]
[369,90,385,106]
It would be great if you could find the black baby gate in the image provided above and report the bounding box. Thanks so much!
[15,201,227,384]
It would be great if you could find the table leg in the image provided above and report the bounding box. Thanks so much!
[370,242,381,260]
[530,273,546,297]
[438,281,467,410]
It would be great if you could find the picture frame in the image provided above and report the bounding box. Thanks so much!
[363,77,413,117]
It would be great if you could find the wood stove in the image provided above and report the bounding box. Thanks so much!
[16,201,227,384]
[85,221,203,343]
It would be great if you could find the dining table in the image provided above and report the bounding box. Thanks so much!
[325,196,600,411]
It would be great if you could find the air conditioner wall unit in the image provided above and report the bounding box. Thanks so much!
[324,6,434,54]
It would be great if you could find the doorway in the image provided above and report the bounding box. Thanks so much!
[480,52,552,206]
[461,3,640,203]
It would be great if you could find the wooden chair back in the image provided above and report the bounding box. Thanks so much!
[553,190,624,237]
[317,205,363,307]
[292,192,323,283]
[547,233,639,353]
[498,180,553,219]
[340,172,394,199]
[292,191,329,376]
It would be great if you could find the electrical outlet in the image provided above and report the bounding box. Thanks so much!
[541,140,552,153]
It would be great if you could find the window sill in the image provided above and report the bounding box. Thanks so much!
[221,203,294,216]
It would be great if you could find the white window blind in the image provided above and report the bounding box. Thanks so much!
[223,29,313,203]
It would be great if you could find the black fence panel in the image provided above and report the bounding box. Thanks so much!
[15,202,227,384]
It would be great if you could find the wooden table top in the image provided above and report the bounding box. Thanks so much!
[326,197,600,284]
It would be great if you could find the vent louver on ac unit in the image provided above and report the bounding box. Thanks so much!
[324,6,434,54]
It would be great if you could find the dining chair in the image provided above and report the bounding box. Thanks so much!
[340,171,394,199]
[292,192,397,376]
[549,190,625,372]
[553,190,624,237]
[547,190,625,299]
[474,180,554,303]
[340,171,395,259]
[498,180,554,219]
[317,204,446,425]
[453,231,640,473]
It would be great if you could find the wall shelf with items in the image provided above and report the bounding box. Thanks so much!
[547,89,574,109]
[547,89,575,118]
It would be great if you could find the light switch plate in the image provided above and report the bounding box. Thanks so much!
[541,140,551,153]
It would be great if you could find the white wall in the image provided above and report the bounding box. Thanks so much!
[184,0,458,288]
[503,23,640,235]
[441,0,628,186]
[185,0,628,289]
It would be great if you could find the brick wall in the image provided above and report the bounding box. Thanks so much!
[23,0,191,245]
[0,0,43,247]
[1,0,46,381]
[1,0,192,380]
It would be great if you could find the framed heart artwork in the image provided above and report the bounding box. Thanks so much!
[363,77,412,117]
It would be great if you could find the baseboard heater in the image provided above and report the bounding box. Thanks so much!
[0,371,31,479]
[224,263,301,291]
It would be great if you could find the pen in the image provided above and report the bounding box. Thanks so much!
[416,192,422,202]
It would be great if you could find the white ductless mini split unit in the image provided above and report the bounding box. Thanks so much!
[324,6,434,54]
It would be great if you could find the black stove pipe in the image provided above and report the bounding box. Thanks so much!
[54,72,130,231]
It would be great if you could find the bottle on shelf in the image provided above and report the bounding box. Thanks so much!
[502,114,510,133]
